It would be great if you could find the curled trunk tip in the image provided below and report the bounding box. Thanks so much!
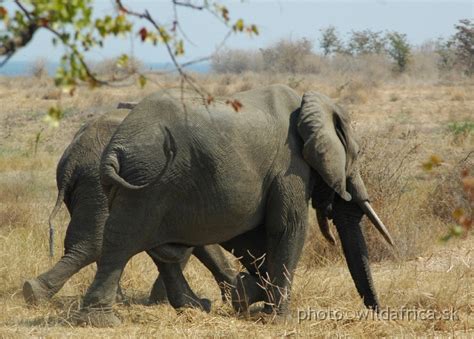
[316,209,336,245]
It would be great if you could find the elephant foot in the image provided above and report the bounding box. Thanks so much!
[72,307,121,327]
[175,297,211,313]
[147,282,168,305]
[115,287,130,306]
[231,272,263,313]
[196,298,212,313]
[22,279,51,305]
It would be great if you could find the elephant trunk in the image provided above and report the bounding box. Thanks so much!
[333,197,380,310]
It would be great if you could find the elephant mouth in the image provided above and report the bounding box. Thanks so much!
[316,200,394,247]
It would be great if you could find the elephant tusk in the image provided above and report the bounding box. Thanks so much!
[359,201,395,247]
[316,209,336,245]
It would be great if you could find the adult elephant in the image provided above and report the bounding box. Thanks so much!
[75,84,393,326]
[23,109,236,306]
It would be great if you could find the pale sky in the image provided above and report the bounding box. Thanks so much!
[8,0,474,63]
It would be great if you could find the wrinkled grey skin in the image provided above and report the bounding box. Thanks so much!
[76,84,390,326]
[22,109,236,306]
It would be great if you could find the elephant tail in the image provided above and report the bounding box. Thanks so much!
[100,149,150,190]
[48,186,65,258]
[101,127,177,191]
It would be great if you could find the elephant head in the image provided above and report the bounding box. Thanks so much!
[297,91,394,310]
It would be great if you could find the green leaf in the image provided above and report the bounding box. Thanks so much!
[44,106,63,127]
[0,6,8,20]
[175,40,184,56]
[116,54,129,68]
[233,19,244,32]
[250,24,259,35]
[138,74,147,88]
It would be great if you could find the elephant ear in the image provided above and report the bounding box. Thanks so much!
[297,92,359,202]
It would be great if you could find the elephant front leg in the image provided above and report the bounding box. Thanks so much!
[146,247,192,305]
[156,261,211,312]
[262,175,308,316]
[148,244,211,312]
[221,226,268,313]
[73,234,135,327]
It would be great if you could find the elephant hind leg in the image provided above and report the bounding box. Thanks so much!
[23,248,98,305]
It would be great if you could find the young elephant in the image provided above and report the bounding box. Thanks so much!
[75,85,393,326]
[23,109,236,306]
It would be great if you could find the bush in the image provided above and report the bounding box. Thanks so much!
[211,48,264,73]
[92,56,143,80]
[29,58,48,79]
[260,38,314,73]
[212,38,320,75]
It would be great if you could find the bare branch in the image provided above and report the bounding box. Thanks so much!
[14,0,32,20]
[172,0,205,11]
[115,0,211,99]
[0,22,38,57]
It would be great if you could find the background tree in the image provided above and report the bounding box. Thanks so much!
[451,19,473,76]
[347,29,387,55]
[435,37,457,72]
[319,25,343,56]
[386,31,411,72]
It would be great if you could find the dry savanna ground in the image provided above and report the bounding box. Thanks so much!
[0,72,473,337]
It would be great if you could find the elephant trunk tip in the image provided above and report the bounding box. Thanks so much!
[316,209,336,245]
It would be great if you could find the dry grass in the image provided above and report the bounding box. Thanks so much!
[0,74,473,337]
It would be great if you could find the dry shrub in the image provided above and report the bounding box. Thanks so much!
[29,58,48,79]
[42,89,62,100]
[336,80,371,104]
[301,129,428,267]
[92,57,143,81]
[431,154,473,224]
[212,39,323,76]
[0,178,35,230]
[448,88,466,101]
[327,54,392,86]
[211,49,264,74]
[356,129,443,261]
